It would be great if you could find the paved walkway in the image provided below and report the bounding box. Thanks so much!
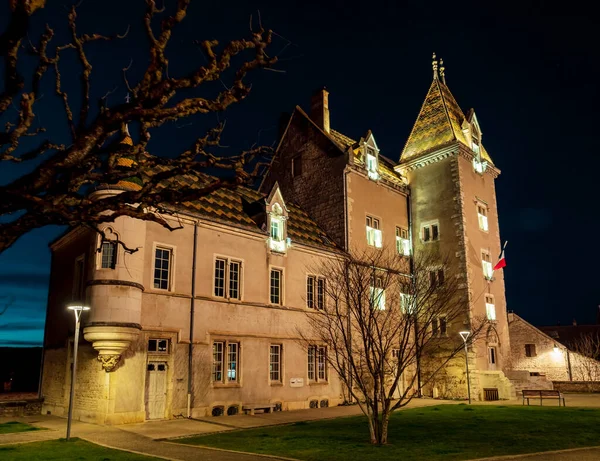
[1,394,600,460]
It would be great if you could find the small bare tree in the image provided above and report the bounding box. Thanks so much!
[569,333,600,382]
[299,247,488,445]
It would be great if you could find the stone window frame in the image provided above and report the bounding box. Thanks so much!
[212,339,241,386]
[95,227,119,270]
[269,344,283,384]
[476,201,489,233]
[269,266,285,306]
[481,249,493,280]
[147,338,170,355]
[212,254,244,302]
[395,226,411,256]
[306,274,326,310]
[485,293,496,321]
[431,315,447,337]
[366,214,383,248]
[525,343,537,358]
[152,242,176,292]
[307,345,328,383]
[421,220,440,243]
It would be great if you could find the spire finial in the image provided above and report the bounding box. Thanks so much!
[432,52,439,80]
[439,58,446,84]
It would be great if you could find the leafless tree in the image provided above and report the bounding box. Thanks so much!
[298,247,488,445]
[569,333,600,382]
[0,0,278,254]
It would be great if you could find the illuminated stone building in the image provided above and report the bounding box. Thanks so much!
[40,56,513,425]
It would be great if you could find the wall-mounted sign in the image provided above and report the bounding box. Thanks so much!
[290,377,304,388]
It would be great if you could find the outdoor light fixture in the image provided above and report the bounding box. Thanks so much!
[553,344,560,354]
[459,331,471,404]
[66,303,90,441]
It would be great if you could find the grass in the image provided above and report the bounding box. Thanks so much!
[178,405,600,461]
[0,421,41,434]
[0,438,159,460]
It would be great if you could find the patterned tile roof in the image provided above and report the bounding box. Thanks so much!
[400,79,494,165]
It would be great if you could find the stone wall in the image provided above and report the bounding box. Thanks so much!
[553,381,600,393]
[0,399,43,417]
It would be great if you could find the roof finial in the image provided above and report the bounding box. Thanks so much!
[432,52,439,80]
[439,58,446,84]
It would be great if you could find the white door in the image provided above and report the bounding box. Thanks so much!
[488,346,497,371]
[146,362,167,420]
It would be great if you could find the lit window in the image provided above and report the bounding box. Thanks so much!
[481,250,493,279]
[268,206,288,253]
[400,292,415,314]
[212,341,239,383]
[214,257,242,300]
[308,346,315,381]
[270,345,282,382]
[477,204,489,232]
[154,247,173,290]
[422,223,439,242]
[370,275,386,310]
[366,216,383,248]
[473,157,488,173]
[395,227,411,256]
[100,241,117,269]
[485,294,496,320]
[366,147,379,180]
[148,338,169,354]
[472,139,481,155]
[270,268,283,305]
[307,275,326,310]
[525,344,537,357]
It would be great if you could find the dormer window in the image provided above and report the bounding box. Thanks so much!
[269,203,287,253]
[366,147,379,180]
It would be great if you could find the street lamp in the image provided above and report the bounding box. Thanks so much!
[459,331,471,405]
[66,304,90,441]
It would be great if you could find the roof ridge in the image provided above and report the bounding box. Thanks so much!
[436,79,459,144]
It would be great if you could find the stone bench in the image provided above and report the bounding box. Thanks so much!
[522,389,565,406]
[242,403,275,415]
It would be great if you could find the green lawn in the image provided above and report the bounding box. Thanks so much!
[0,421,41,434]
[178,405,600,461]
[0,438,158,460]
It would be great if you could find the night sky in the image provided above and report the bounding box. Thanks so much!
[1,0,599,347]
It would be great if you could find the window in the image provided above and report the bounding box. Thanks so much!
[395,227,410,256]
[270,345,282,382]
[400,292,415,314]
[477,204,489,232]
[481,250,493,279]
[268,207,287,253]
[366,148,379,180]
[432,316,447,337]
[370,275,385,310]
[212,341,239,383]
[366,216,383,248]
[429,269,445,288]
[308,346,327,382]
[485,294,496,321]
[422,222,439,242]
[472,139,481,155]
[291,156,303,178]
[73,254,85,302]
[525,344,537,358]
[488,346,497,365]
[100,241,117,269]
[148,338,169,354]
[154,247,172,290]
[307,275,326,309]
[214,257,242,300]
[270,268,283,305]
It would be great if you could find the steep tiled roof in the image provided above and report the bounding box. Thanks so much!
[400,79,494,165]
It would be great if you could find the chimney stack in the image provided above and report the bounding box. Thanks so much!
[310,88,330,134]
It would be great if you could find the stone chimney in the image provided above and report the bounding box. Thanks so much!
[310,88,330,133]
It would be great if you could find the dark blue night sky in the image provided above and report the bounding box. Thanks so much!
[1,0,599,347]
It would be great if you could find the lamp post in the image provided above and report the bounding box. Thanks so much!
[459,331,471,405]
[66,304,90,441]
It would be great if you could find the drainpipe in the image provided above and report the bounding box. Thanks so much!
[407,192,422,397]
[187,222,198,418]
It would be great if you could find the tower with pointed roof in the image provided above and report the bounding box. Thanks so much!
[396,54,513,399]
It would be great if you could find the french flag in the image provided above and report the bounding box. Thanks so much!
[493,241,507,271]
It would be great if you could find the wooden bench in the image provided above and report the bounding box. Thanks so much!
[522,389,565,406]
[242,403,276,415]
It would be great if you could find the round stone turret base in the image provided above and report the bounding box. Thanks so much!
[83,324,141,372]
